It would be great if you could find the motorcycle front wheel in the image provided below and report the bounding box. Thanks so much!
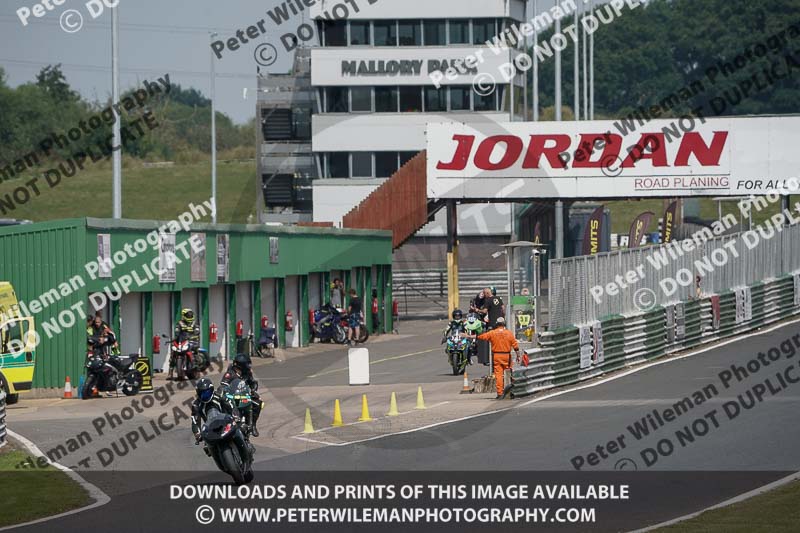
[176,355,186,381]
[121,373,142,396]
[221,444,246,485]
[333,325,347,344]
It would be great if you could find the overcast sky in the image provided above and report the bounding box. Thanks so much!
[1,0,576,124]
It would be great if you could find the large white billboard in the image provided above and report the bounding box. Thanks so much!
[426,116,800,199]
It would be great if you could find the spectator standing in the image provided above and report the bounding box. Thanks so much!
[347,288,362,346]
[330,278,345,309]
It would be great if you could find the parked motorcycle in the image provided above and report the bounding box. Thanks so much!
[81,349,143,399]
[164,332,209,380]
[444,328,470,376]
[200,379,255,485]
[340,311,369,344]
[311,304,347,344]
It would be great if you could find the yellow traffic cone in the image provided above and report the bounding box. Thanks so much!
[415,386,426,410]
[387,392,399,416]
[332,399,344,427]
[303,408,315,434]
[358,394,372,422]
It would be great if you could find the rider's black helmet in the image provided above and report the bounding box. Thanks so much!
[233,353,252,372]
[195,377,214,403]
[452,309,463,320]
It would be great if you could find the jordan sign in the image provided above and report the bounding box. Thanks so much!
[426,116,800,199]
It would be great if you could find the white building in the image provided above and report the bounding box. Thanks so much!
[308,0,528,236]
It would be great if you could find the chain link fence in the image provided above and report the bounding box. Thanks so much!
[549,222,800,329]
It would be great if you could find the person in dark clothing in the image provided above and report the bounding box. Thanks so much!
[86,313,117,356]
[484,287,505,328]
[470,289,488,323]
[220,354,263,437]
[371,289,380,334]
[346,288,362,346]
[190,378,235,444]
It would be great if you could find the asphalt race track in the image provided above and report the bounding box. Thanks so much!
[8,319,800,532]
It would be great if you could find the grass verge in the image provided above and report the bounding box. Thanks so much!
[656,480,800,532]
[0,446,92,528]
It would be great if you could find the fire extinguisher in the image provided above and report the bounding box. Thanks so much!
[392,299,399,319]
[308,309,315,325]
[285,311,294,332]
[261,316,269,329]
[152,335,161,354]
[209,323,218,343]
[236,320,244,338]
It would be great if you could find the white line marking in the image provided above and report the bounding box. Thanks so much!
[0,430,110,531]
[630,471,800,532]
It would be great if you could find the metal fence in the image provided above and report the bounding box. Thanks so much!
[549,222,800,329]
[0,390,6,448]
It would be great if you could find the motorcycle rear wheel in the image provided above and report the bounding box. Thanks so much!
[221,445,246,485]
[81,375,97,400]
[122,373,142,396]
[357,326,369,344]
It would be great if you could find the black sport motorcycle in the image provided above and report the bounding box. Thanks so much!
[199,379,255,485]
[81,351,143,399]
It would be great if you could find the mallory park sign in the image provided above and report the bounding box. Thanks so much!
[341,59,477,77]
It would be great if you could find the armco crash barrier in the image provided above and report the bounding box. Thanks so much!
[513,274,800,397]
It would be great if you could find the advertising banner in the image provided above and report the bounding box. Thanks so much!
[661,201,678,244]
[191,233,206,282]
[581,206,605,256]
[426,116,800,199]
[97,234,111,279]
[628,212,654,248]
[711,295,721,330]
[216,235,229,283]
[135,355,154,393]
[158,234,176,283]
[592,321,604,364]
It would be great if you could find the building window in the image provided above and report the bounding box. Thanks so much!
[400,151,417,167]
[399,86,422,112]
[351,87,372,112]
[292,108,311,139]
[375,152,399,177]
[374,21,397,46]
[375,86,398,112]
[474,89,498,111]
[325,87,348,112]
[423,20,446,46]
[449,20,470,44]
[322,21,347,46]
[350,21,371,45]
[449,86,471,111]
[351,153,373,177]
[472,18,496,45]
[398,20,422,46]
[328,153,349,178]
[424,87,447,112]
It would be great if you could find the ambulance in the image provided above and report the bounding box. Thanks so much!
[0,282,36,404]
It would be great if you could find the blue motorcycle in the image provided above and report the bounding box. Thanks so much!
[444,328,470,376]
[311,304,347,344]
